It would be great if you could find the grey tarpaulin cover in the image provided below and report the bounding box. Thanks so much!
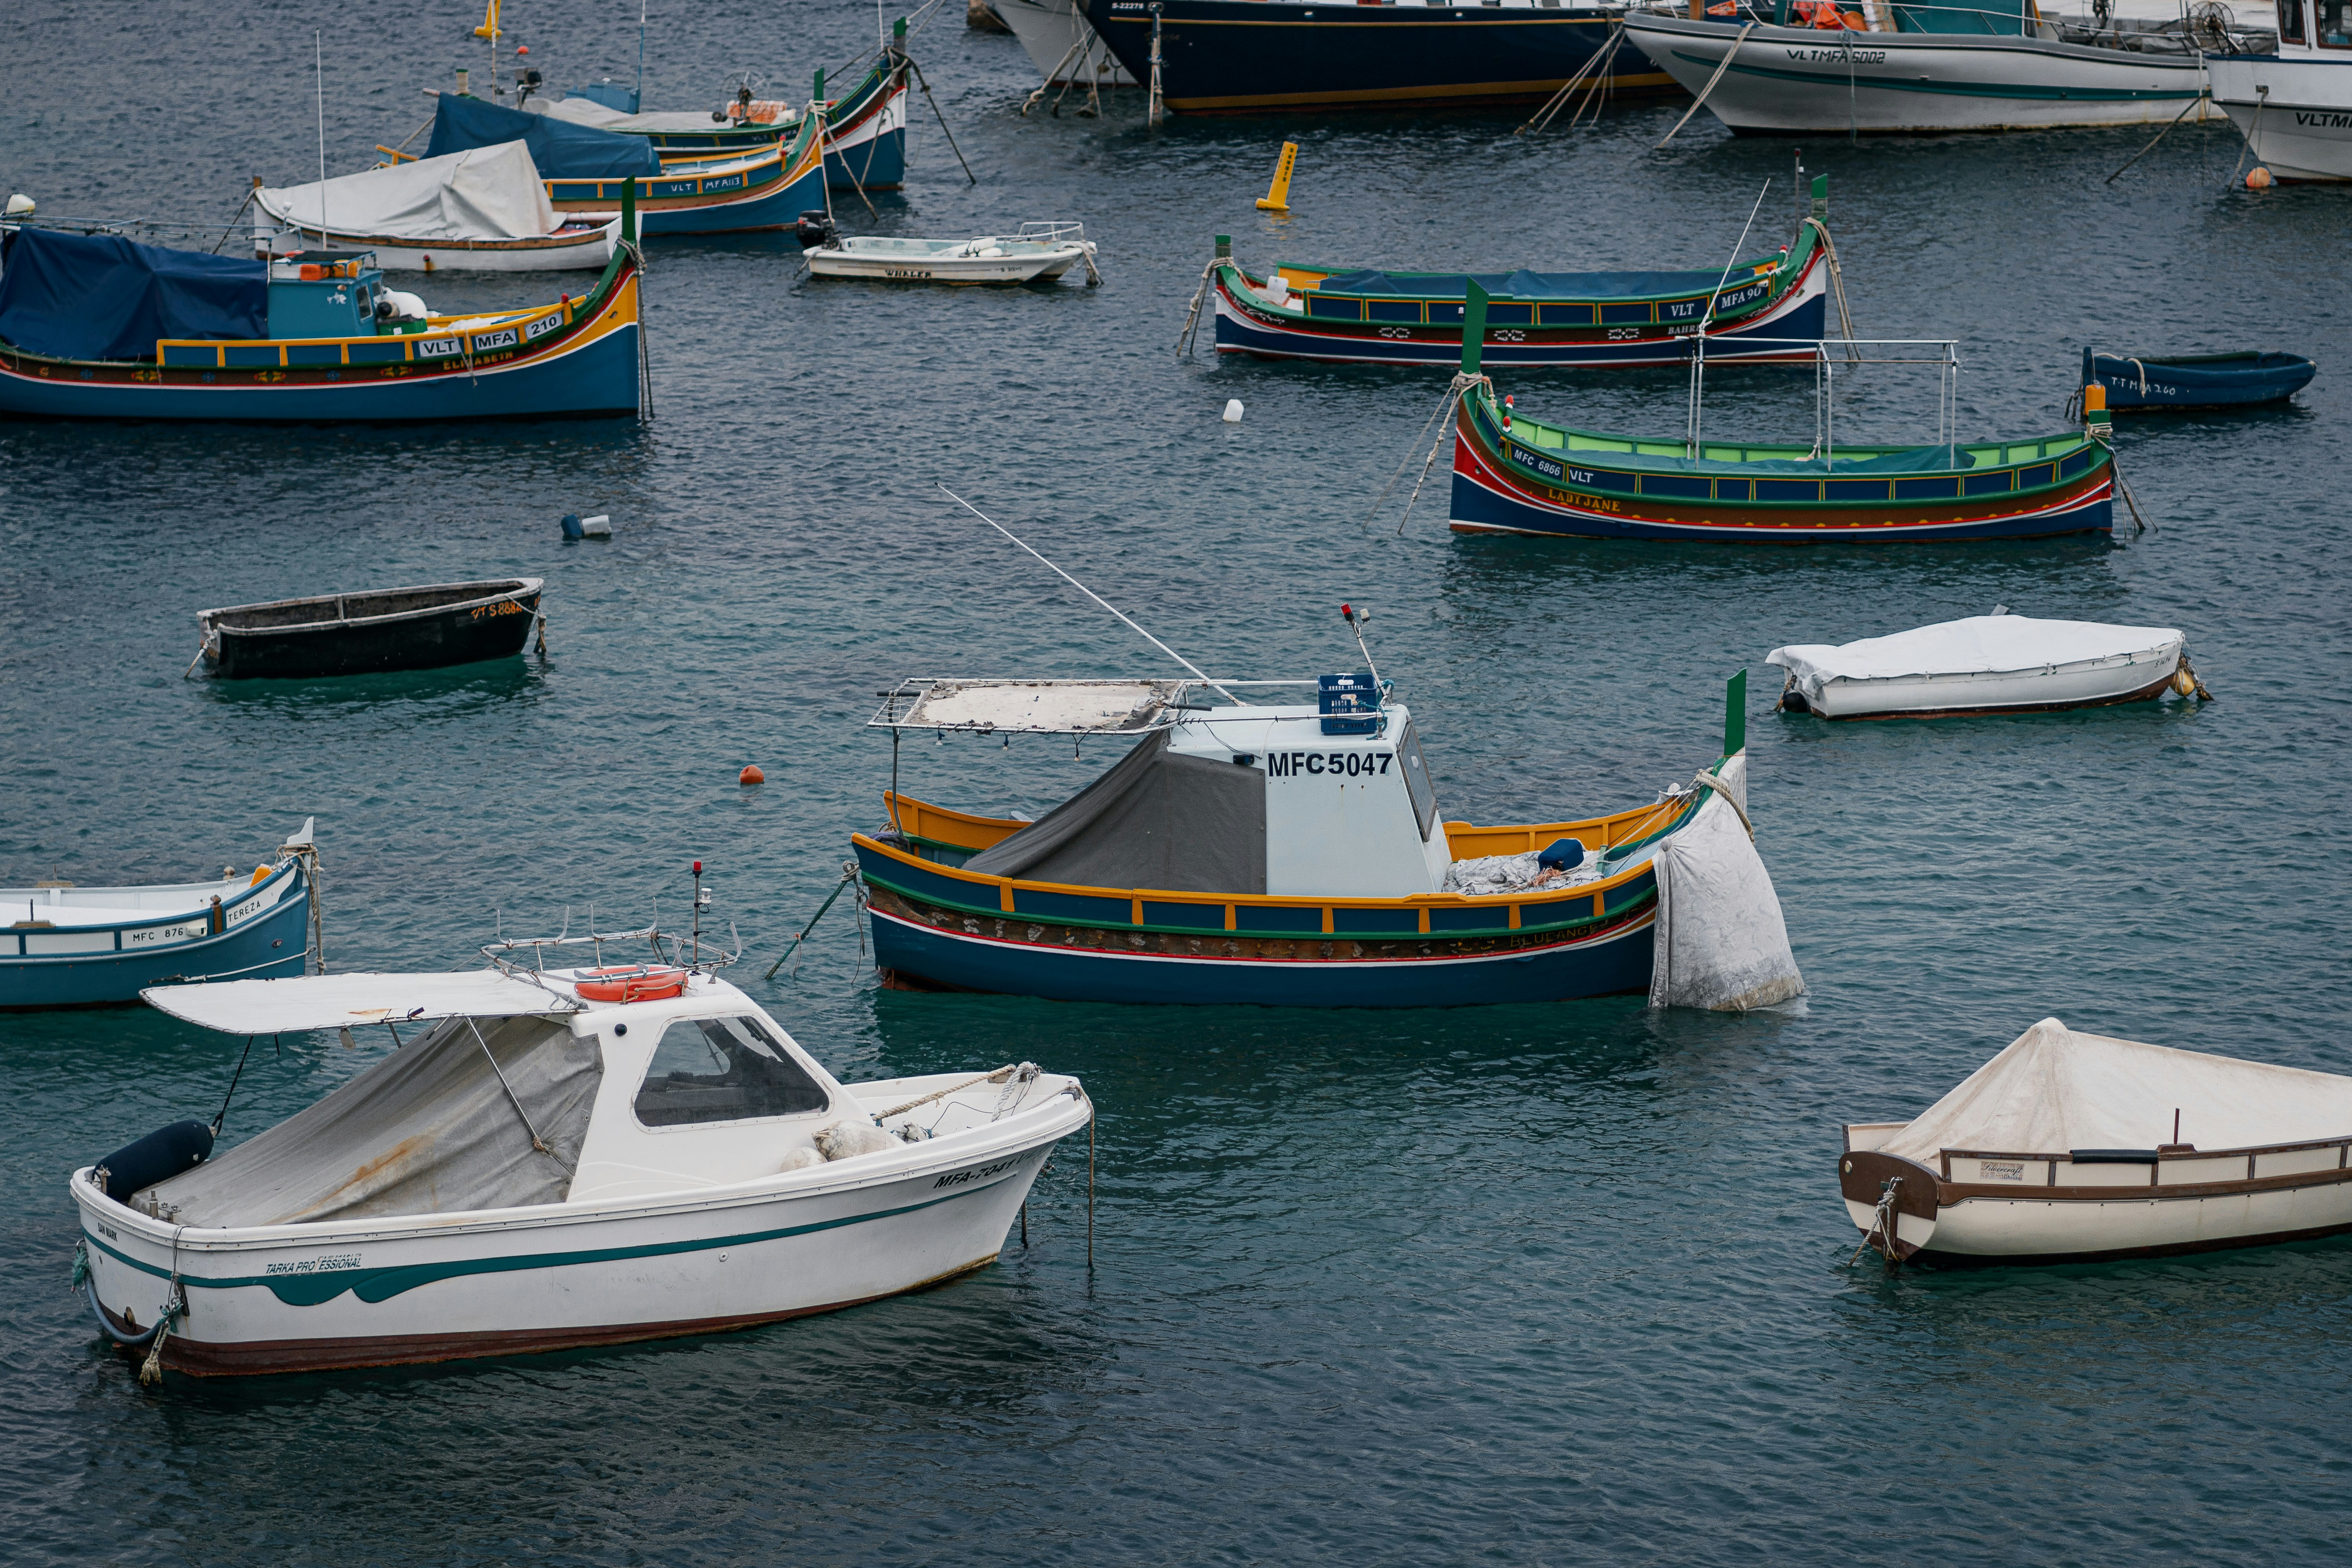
[1647,752,1806,1012]
[147,1014,601,1226]
[964,730,1267,894]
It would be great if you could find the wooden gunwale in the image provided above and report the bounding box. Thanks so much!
[1840,1130,2352,1211]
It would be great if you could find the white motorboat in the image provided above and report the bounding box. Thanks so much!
[256,141,624,273]
[1625,9,2243,134]
[1844,1018,2352,1265]
[993,0,1137,92]
[73,930,1090,1377]
[2209,0,2352,180]
[803,221,1101,285]
[1766,613,2203,719]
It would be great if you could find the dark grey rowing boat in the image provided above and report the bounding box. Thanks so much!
[196,578,544,679]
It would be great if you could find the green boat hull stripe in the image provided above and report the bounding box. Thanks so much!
[83,1178,1010,1307]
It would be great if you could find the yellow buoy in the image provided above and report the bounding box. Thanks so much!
[473,0,501,39]
[1256,142,1298,213]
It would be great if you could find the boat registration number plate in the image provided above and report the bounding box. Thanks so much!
[125,920,208,948]
[1508,445,1564,481]
[1266,751,1393,779]
[417,336,460,358]
[525,313,563,341]
[469,328,519,352]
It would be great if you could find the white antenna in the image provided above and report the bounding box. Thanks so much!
[315,31,330,243]
[937,484,1240,705]
[1689,177,1772,457]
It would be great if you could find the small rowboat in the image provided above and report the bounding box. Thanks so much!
[256,142,622,274]
[2,822,317,1011]
[76,939,1091,1376]
[1205,201,1832,370]
[2082,347,2318,412]
[196,579,544,680]
[804,222,1100,285]
[1845,1018,2352,1266]
[1767,614,2206,719]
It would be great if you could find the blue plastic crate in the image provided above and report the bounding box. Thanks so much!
[1318,671,1383,735]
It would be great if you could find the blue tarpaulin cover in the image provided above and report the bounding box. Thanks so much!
[0,229,267,361]
[425,93,659,180]
[1309,267,1744,301]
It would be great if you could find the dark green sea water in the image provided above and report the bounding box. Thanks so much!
[4,1,2351,1561]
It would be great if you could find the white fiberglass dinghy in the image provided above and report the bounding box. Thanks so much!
[72,927,1089,1377]
[1844,1018,2352,1266]
[802,220,1100,285]
[1767,613,2206,719]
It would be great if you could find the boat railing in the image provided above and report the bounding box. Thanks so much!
[1682,334,1963,472]
[485,906,742,977]
[1016,221,1089,247]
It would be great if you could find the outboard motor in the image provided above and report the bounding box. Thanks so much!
[795,210,838,252]
[94,1120,214,1205]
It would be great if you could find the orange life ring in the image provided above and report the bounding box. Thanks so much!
[572,965,688,1002]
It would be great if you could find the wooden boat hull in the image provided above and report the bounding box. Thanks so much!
[0,254,640,423]
[1840,1141,2352,1266]
[72,1077,1086,1376]
[2,863,309,1011]
[202,580,542,680]
[2086,348,2318,411]
[1449,392,2114,543]
[1627,14,2209,134]
[2209,53,2352,181]
[256,218,620,274]
[1083,0,1677,113]
[548,125,826,235]
[1211,245,1828,369]
[641,58,911,192]
[848,774,1715,1008]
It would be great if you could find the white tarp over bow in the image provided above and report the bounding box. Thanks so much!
[143,969,576,1034]
[1882,1018,2352,1161]
[258,142,560,241]
[1647,751,1806,1012]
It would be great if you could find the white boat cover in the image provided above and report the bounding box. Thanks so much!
[886,678,1187,734]
[537,98,784,135]
[1647,753,1806,1012]
[258,142,560,241]
[146,1013,599,1225]
[1767,615,2183,686]
[1882,1018,2352,1162]
[142,969,576,1034]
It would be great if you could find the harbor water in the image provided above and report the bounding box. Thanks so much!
[4,0,2351,1559]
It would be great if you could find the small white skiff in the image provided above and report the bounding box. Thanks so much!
[804,221,1100,285]
[73,944,1089,1377]
[1844,1018,2352,1266]
[1767,613,2203,719]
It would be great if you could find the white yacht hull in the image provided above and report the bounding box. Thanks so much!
[2209,53,2352,180]
[994,0,1137,87]
[75,1074,1088,1375]
[1627,15,2211,132]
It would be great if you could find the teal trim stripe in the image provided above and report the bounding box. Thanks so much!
[1675,49,2201,101]
[82,1164,1025,1308]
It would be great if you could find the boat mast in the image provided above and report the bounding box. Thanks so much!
[636,0,646,110]
[314,32,328,242]
[1688,178,1773,459]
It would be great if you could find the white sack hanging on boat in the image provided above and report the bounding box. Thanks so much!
[259,142,560,242]
[1646,753,1804,1012]
[1767,615,2188,720]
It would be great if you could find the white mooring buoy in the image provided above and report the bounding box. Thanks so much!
[1222,399,1245,424]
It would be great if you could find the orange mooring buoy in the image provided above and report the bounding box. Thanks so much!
[740,764,765,786]
[2248,167,2274,190]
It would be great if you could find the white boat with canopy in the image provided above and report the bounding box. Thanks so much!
[1844,1018,2352,1265]
[2209,0,2352,181]
[803,221,1101,285]
[256,142,622,273]
[71,920,1089,1378]
[1767,612,2206,719]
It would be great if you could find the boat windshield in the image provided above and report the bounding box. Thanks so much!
[633,1015,830,1127]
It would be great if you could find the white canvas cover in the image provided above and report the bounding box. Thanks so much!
[1883,1018,2352,1162]
[538,98,773,135]
[1767,615,2182,688]
[143,970,575,1034]
[1647,753,1806,1012]
[258,142,560,241]
[147,1013,600,1225]
[884,679,1187,735]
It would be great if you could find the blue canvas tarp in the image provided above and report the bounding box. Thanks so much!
[1312,267,1740,301]
[0,229,267,361]
[425,93,659,180]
